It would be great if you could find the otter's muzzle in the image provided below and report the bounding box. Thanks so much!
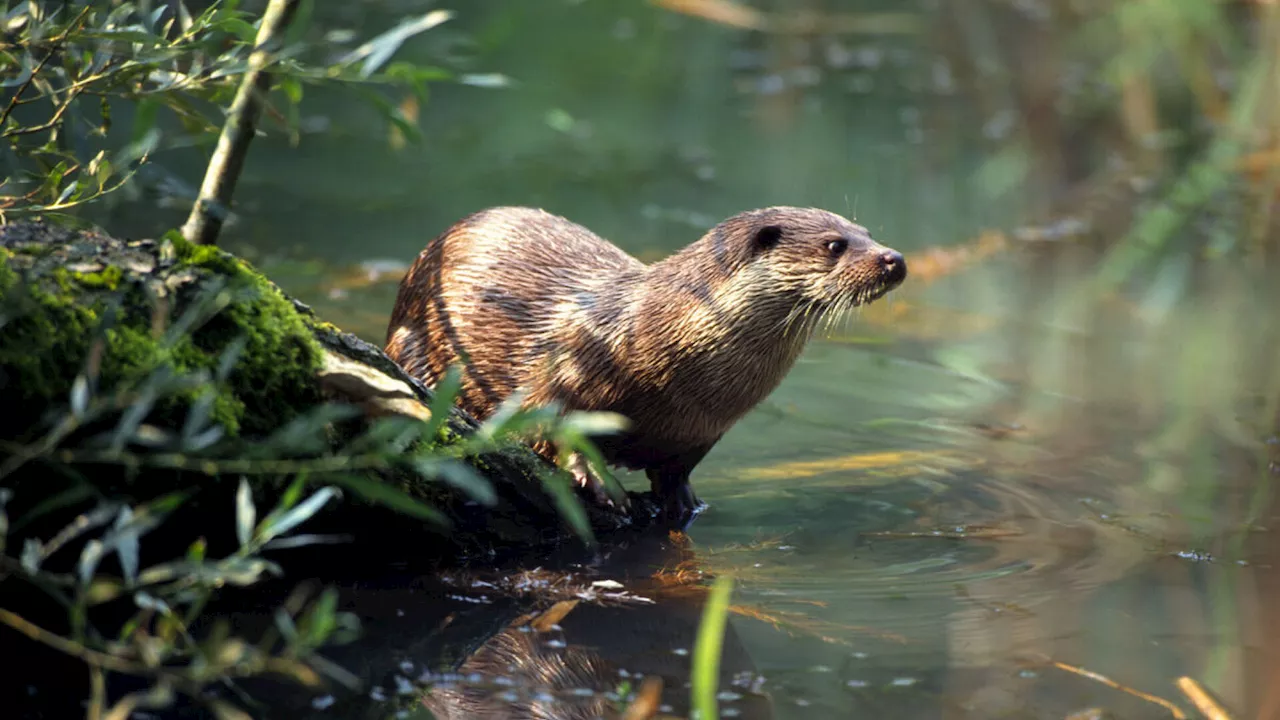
[876,248,907,288]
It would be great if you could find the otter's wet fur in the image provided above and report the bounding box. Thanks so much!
[385,206,907,525]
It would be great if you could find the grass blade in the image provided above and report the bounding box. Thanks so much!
[691,574,734,720]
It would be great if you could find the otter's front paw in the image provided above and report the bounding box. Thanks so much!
[567,452,630,512]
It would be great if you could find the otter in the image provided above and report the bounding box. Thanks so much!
[384,206,907,526]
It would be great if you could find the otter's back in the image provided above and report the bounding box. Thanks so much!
[384,207,643,421]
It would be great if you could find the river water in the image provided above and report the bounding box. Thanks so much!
[97,1,1280,718]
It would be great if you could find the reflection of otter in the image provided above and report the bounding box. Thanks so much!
[385,206,908,525]
[421,626,619,720]
[421,600,773,720]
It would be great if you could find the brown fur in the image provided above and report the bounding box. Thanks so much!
[385,206,907,524]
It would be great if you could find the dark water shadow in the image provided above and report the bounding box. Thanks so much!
[211,532,775,720]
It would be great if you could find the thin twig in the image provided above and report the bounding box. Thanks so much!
[0,6,92,130]
[87,665,106,720]
[1,87,86,139]
[1033,654,1188,719]
[0,607,148,675]
[1175,677,1234,720]
[181,0,301,246]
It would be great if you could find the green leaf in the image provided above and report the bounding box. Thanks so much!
[409,456,495,506]
[216,17,259,43]
[345,415,423,455]
[691,575,734,720]
[181,388,217,446]
[276,475,307,514]
[262,404,362,456]
[186,537,206,563]
[99,492,190,587]
[279,76,303,104]
[299,587,339,648]
[540,472,594,546]
[215,335,248,381]
[339,10,453,79]
[235,477,255,547]
[108,376,161,452]
[258,486,339,542]
[324,474,447,527]
[78,539,106,586]
[559,411,630,437]
[422,365,463,442]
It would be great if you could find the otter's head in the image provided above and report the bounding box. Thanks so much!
[716,206,907,326]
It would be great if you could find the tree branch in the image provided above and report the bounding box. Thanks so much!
[180,0,301,247]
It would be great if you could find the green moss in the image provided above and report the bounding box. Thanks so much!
[73,265,123,290]
[0,235,324,440]
[171,237,324,436]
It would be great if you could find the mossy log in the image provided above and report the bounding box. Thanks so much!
[0,221,655,566]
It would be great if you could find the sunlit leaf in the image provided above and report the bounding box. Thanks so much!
[558,411,630,437]
[459,73,510,88]
[133,591,173,616]
[78,538,106,586]
[258,486,339,542]
[110,506,141,586]
[235,477,255,547]
[262,532,351,550]
[338,10,453,79]
[21,538,41,573]
[70,374,90,418]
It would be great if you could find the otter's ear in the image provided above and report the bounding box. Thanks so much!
[751,225,783,253]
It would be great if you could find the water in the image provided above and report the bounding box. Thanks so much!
[96,1,1280,718]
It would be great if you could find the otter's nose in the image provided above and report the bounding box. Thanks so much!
[878,249,907,284]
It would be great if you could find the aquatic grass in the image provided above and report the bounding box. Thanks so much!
[690,573,734,720]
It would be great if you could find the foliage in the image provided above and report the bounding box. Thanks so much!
[0,0,464,219]
[0,3,625,712]
[0,276,627,714]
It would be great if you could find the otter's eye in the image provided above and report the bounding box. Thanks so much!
[826,238,848,256]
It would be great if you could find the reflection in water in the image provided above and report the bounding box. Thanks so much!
[420,597,772,720]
